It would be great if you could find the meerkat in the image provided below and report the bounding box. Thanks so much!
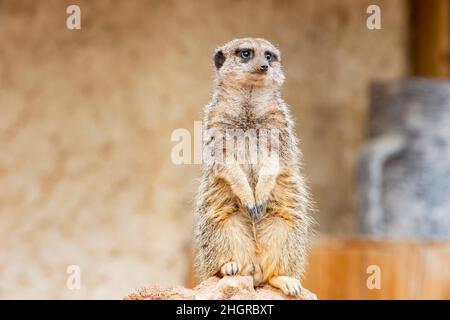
[194,38,313,297]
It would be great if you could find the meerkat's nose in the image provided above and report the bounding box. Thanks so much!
[260,65,269,72]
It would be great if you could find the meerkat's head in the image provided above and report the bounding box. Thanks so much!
[213,38,285,89]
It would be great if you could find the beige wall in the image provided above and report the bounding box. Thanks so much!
[0,0,409,298]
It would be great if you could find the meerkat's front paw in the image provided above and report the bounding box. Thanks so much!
[220,261,240,276]
[253,187,271,219]
[269,276,302,297]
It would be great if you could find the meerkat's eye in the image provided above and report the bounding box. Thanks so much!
[237,49,253,60]
[265,51,275,62]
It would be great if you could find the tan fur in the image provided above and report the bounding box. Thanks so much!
[194,38,313,296]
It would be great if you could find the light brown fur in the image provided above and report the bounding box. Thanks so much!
[194,38,313,296]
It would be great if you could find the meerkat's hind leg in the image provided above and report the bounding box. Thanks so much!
[269,276,302,297]
[220,261,240,276]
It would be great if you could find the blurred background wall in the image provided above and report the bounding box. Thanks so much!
[0,0,410,298]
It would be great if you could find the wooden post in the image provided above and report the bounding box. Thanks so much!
[411,0,450,77]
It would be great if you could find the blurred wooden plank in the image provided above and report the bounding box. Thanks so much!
[361,243,421,299]
[411,0,450,77]
[419,243,450,299]
[303,237,450,300]
[311,245,364,299]
[303,238,363,299]
[304,237,422,299]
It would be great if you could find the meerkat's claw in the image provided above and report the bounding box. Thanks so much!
[256,203,267,216]
[246,206,259,218]
[246,203,266,220]
[220,261,240,276]
[269,276,302,297]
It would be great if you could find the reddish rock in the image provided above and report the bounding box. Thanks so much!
[125,276,317,300]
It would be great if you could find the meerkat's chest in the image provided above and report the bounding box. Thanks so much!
[219,106,286,131]
[222,106,288,184]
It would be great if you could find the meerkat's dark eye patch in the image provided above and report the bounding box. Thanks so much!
[214,50,225,69]
[265,51,277,62]
[235,48,254,61]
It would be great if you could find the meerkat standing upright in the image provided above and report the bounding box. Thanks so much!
[194,38,313,297]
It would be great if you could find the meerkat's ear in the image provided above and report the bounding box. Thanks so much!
[214,50,225,70]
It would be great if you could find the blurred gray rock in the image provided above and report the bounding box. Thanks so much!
[358,78,450,240]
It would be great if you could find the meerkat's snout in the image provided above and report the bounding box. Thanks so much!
[253,56,269,74]
[249,52,273,75]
